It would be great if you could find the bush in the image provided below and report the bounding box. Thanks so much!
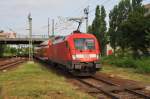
[102,56,150,73]
[101,55,115,64]
[135,57,150,73]
[102,56,136,68]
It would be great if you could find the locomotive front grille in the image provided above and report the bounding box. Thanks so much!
[73,62,93,69]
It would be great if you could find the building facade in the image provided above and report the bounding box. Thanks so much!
[145,4,150,16]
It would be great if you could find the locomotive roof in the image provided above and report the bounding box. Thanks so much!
[38,32,95,46]
[38,40,51,46]
[52,36,66,44]
[38,36,66,46]
[68,32,95,38]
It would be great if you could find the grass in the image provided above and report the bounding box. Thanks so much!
[101,64,150,84]
[0,62,94,99]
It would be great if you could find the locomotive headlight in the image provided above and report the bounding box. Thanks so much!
[96,54,99,59]
[72,55,76,60]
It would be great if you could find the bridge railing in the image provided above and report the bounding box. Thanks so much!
[16,35,49,39]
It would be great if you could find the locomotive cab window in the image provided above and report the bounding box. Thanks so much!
[74,38,95,50]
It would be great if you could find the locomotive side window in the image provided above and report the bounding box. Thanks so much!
[74,38,95,50]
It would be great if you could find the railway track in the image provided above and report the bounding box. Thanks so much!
[75,75,150,99]
[0,57,26,71]
[36,59,150,98]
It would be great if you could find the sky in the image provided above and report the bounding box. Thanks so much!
[0,0,150,36]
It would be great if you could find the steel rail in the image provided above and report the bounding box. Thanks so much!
[91,76,150,99]
[0,60,25,70]
[125,89,150,99]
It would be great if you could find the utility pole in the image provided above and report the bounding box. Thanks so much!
[84,6,89,33]
[48,17,50,38]
[52,19,54,36]
[28,13,33,61]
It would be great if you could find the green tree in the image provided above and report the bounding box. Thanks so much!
[99,6,107,55]
[91,5,101,50]
[108,0,149,57]
[117,0,131,54]
[108,5,118,54]
[87,25,93,33]
[109,0,132,54]
[132,0,142,10]
[89,5,107,56]
[120,5,150,58]
[145,14,150,46]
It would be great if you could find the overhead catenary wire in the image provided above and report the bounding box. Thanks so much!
[74,0,106,16]
[52,16,77,35]
[59,0,114,34]
[85,0,115,27]
[42,0,117,35]
[72,0,92,16]
[45,0,118,35]
[74,0,114,16]
[89,0,108,13]
[88,0,115,17]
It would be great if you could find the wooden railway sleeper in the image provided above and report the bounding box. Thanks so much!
[77,78,120,99]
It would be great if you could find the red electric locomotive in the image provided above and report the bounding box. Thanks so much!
[35,31,101,76]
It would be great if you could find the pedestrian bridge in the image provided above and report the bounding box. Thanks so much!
[0,35,49,44]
